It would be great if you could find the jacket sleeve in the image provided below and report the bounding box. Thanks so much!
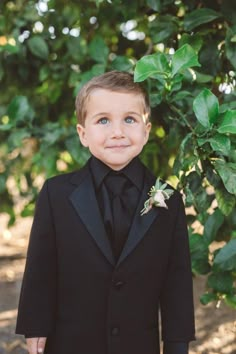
[160,192,195,342]
[16,180,57,336]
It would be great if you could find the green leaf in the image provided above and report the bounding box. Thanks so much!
[220,101,236,113]
[147,0,161,11]
[215,188,236,216]
[179,33,203,53]
[134,53,169,82]
[21,202,35,217]
[184,8,221,31]
[209,133,231,155]
[225,26,236,69]
[203,209,224,245]
[65,136,90,166]
[214,160,236,195]
[27,36,49,59]
[169,90,192,102]
[225,294,236,309]
[195,71,214,83]
[194,188,214,213]
[189,233,208,254]
[192,258,211,275]
[171,44,200,76]
[8,129,31,149]
[7,96,34,123]
[149,15,178,43]
[0,123,13,131]
[110,56,133,71]
[91,63,106,76]
[88,36,109,64]
[200,292,218,305]
[214,239,236,271]
[41,122,65,146]
[150,93,162,107]
[0,175,7,193]
[217,110,236,134]
[189,233,210,274]
[1,42,19,54]
[197,134,231,155]
[193,89,219,128]
[207,272,234,293]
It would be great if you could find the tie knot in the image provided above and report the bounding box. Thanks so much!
[105,172,127,196]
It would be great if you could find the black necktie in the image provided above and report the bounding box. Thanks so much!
[105,172,136,260]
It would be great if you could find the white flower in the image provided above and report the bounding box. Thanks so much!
[141,178,174,216]
[153,190,168,209]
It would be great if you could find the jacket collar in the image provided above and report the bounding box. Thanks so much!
[69,160,158,268]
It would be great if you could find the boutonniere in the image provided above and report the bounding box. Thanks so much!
[140,178,174,216]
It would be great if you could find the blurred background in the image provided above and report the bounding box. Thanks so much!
[0,0,236,353]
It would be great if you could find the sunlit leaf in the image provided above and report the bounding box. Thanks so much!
[171,44,200,76]
[134,53,169,82]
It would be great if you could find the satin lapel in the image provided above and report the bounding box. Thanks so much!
[69,169,115,266]
[116,169,158,268]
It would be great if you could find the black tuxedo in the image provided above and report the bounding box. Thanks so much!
[16,158,195,354]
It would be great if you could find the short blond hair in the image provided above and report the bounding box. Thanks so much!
[75,70,150,126]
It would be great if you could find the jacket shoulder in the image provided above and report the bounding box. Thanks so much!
[47,163,89,185]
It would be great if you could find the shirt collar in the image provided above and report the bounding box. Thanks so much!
[89,156,144,191]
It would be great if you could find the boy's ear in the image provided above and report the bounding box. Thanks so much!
[144,122,152,144]
[76,124,88,147]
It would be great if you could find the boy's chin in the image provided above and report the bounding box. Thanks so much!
[102,158,137,171]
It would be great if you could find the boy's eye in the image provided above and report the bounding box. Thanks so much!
[125,116,135,124]
[98,117,109,125]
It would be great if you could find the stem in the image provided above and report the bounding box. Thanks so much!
[169,104,194,132]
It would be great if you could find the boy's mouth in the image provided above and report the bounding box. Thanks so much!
[106,144,130,149]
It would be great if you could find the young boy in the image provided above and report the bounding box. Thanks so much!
[16,71,195,354]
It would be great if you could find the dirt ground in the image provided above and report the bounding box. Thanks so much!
[0,214,235,354]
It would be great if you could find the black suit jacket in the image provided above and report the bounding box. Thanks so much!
[16,160,195,354]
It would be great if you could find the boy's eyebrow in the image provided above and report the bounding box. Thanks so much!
[92,112,110,118]
[126,111,142,117]
[92,111,143,119]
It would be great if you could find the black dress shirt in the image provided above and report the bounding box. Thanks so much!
[90,155,143,259]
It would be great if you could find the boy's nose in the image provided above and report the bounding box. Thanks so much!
[111,122,124,137]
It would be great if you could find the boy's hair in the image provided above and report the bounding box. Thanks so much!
[75,70,150,126]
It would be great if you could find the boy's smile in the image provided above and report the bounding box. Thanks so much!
[77,89,151,170]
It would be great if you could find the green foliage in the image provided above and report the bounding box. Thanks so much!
[0,0,236,308]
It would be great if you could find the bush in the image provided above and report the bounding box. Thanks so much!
[0,0,235,308]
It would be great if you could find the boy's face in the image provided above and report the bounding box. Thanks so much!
[77,89,151,171]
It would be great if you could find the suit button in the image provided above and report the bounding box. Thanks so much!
[111,327,119,336]
[112,279,125,290]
